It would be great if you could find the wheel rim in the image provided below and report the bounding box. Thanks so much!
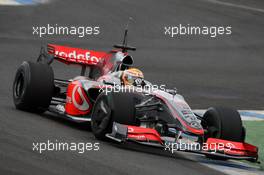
[93,98,111,130]
[14,73,25,98]
[208,126,219,138]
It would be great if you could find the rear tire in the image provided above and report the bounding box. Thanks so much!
[91,92,143,140]
[13,61,54,113]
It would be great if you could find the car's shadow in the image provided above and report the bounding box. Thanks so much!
[23,109,197,163]
[13,107,261,171]
[39,111,92,131]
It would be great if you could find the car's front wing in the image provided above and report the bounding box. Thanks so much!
[106,122,259,162]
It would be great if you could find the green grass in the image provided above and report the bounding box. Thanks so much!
[243,121,264,170]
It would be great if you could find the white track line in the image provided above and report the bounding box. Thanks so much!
[0,0,49,5]
[193,110,264,121]
[0,0,20,5]
[180,147,262,175]
[201,160,263,175]
[205,0,264,13]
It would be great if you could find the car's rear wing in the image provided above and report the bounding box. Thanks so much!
[47,44,107,66]
[37,44,130,78]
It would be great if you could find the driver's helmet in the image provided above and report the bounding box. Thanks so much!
[121,68,144,86]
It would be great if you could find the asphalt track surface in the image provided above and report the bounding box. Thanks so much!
[0,0,264,175]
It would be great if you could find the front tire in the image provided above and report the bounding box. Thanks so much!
[201,107,244,160]
[201,107,244,142]
[91,92,143,140]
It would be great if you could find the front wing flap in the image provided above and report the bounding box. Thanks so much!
[106,122,258,162]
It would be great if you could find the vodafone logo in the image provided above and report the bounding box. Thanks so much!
[48,44,106,66]
[55,50,100,63]
[72,85,90,111]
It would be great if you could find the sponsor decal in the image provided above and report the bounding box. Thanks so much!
[48,44,106,65]
[55,50,100,63]
[72,85,90,111]
[128,127,134,132]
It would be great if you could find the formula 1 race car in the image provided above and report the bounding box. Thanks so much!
[12,27,258,162]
